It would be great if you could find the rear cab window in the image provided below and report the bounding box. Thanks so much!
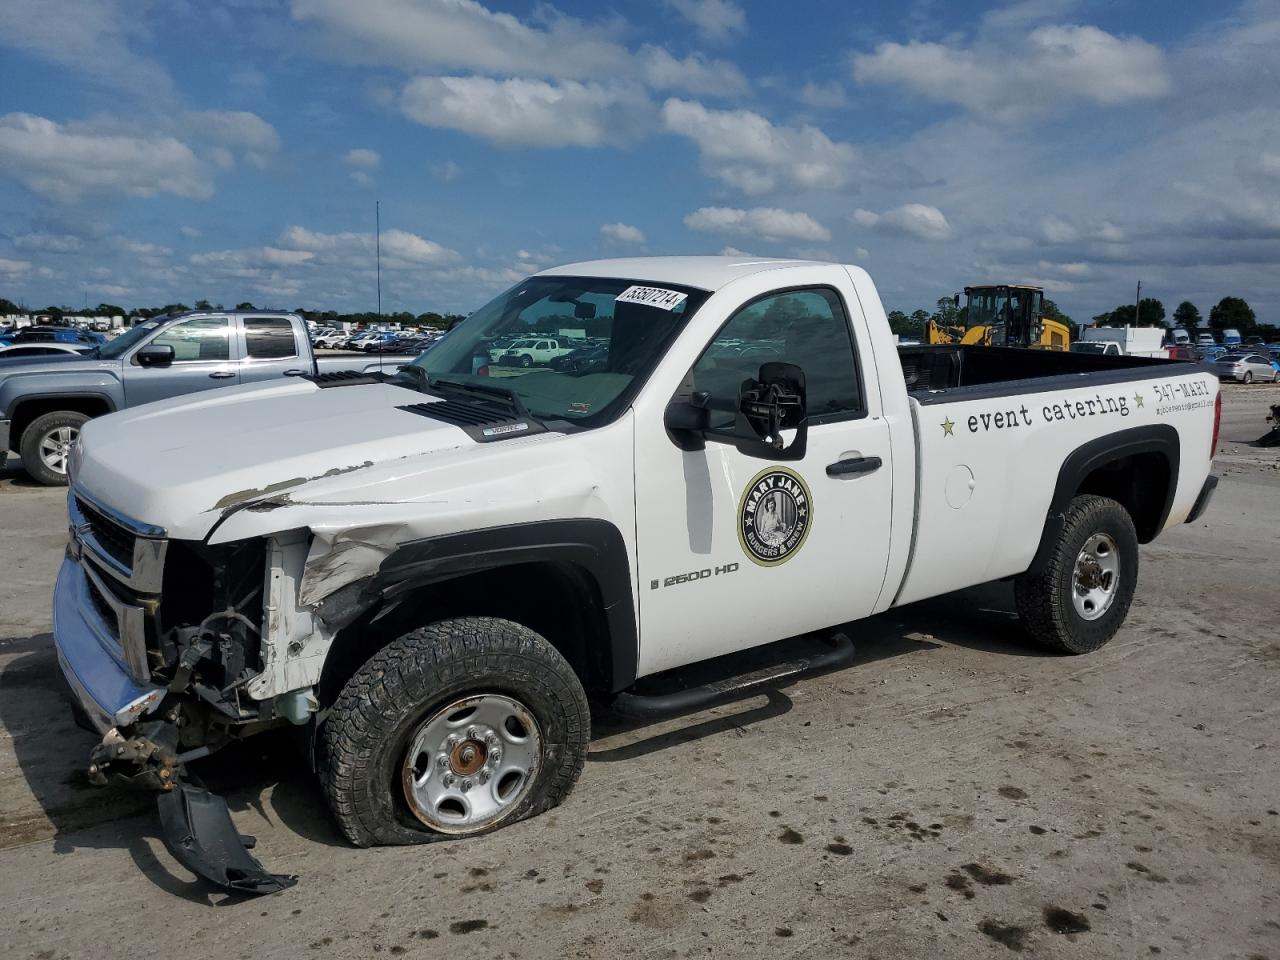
[245,318,299,359]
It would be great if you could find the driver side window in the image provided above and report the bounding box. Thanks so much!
[145,316,231,362]
[690,288,863,428]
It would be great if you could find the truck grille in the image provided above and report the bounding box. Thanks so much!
[75,496,136,569]
[68,487,168,684]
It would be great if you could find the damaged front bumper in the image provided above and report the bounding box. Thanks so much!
[54,554,296,896]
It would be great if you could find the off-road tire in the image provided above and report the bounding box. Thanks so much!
[20,410,89,486]
[318,616,590,847]
[1013,495,1138,654]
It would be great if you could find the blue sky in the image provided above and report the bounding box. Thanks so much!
[1,0,1278,321]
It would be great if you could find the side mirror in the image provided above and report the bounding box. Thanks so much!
[665,364,809,461]
[953,294,961,308]
[135,343,175,367]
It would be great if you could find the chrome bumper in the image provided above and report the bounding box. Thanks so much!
[53,556,166,734]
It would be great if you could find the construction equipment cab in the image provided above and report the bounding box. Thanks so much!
[927,284,1070,350]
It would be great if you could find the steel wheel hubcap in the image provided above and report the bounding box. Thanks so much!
[401,694,541,834]
[1072,532,1119,621]
[38,425,78,474]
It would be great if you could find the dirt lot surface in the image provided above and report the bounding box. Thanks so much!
[1,385,1278,959]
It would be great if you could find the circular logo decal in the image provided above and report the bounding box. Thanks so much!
[737,467,813,566]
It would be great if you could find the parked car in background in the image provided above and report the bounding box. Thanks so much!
[497,336,576,367]
[0,326,106,349]
[1166,345,1196,362]
[311,328,345,348]
[361,331,403,352]
[0,311,415,484]
[1215,353,1278,383]
[0,343,95,359]
[1071,341,1121,356]
[550,342,609,374]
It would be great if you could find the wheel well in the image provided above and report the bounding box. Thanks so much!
[12,396,111,449]
[317,561,614,707]
[1075,451,1171,543]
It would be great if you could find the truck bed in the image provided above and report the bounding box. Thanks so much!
[898,344,1193,402]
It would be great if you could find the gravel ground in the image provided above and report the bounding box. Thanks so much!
[0,384,1277,960]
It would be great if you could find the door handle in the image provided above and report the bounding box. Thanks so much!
[283,368,307,376]
[826,455,882,477]
[208,371,235,379]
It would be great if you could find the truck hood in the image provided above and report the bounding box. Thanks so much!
[0,354,116,378]
[75,379,490,538]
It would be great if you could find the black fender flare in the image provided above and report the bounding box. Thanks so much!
[322,519,638,693]
[1027,424,1180,574]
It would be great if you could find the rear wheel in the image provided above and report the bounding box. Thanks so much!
[1243,371,1253,384]
[1014,495,1139,654]
[20,410,88,486]
[318,617,590,847]
[518,354,533,368]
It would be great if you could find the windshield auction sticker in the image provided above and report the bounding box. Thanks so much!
[738,466,813,566]
[615,285,688,310]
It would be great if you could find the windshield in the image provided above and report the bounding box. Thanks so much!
[403,275,709,426]
[1071,342,1109,354]
[96,320,167,359]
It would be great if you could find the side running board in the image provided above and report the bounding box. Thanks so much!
[158,782,298,895]
[611,632,856,720]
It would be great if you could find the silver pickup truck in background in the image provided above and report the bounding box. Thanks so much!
[0,311,414,485]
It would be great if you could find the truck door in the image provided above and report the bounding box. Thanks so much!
[634,283,894,677]
[238,316,310,385]
[124,315,240,407]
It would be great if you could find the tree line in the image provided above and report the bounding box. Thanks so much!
[0,297,464,330]
[1092,296,1275,338]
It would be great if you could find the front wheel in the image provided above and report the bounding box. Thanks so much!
[20,410,89,486]
[319,617,590,847]
[1014,495,1139,654]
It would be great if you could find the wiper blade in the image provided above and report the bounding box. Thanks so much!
[428,376,534,420]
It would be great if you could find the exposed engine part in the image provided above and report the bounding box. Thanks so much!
[88,722,180,791]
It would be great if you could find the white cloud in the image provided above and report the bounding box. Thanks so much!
[685,206,830,242]
[0,113,211,203]
[293,0,745,96]
[0,0,173,98]
[662,98,859,194]
[432,160,463,181]
[122,239,172,259]
[401,76,653,148]
[14,233,83,254]
[187,111,281,167]
[853,24,1170,121]
[344,147,381,169]
[0,258,32,277]
[95,283,131,298]
[637,47,748,97]
[180,226,202,239]
[665,0,745,42]
[854,246,870,259]
[600,222,646,244]
[798,81,847,109]
[852,203,953,241]
[719,245,755,257]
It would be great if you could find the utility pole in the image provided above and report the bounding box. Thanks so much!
[1135,280,1141,327]
[376,200,382,323]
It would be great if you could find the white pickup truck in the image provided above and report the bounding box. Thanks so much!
[53,257,1219,893]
